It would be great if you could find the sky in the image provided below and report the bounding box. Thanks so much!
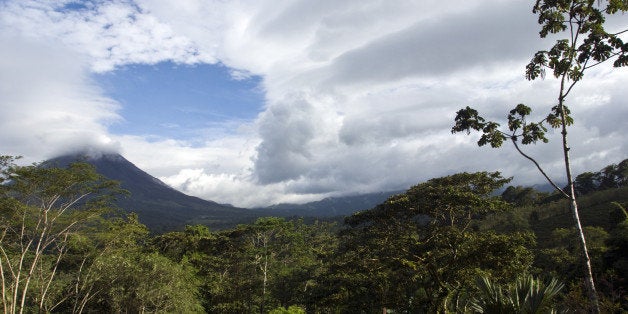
[1,0,626,208]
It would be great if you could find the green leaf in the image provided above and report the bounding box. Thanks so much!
[614,54,628,67]
[521,123,548,145]
[526,52,548,80]
[452,106,486,134]
[546,105,573,128]
[479,122,506,148]
[507,104,532,132]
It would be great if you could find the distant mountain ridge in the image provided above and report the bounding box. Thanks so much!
[45,152,259,232]
[256,191,403,217]
[44,152,402,232]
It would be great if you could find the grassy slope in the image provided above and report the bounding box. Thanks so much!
[481,186,628,246]
[530,187,628,246]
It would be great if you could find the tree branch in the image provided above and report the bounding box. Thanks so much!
[510,137,569,198]
[583,51,623,70]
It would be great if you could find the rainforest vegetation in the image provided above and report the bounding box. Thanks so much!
[1,1,627,313]
[0,155,626,313]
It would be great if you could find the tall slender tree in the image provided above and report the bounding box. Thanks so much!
[0,157,119,313]
[452,1,628,312]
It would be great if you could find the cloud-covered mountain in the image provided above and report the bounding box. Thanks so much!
[45,152,259,232]
[44,152,398,231]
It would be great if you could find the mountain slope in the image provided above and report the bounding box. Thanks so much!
[255,190,403,217]
[45,153,258,232]
[44,152,405,231]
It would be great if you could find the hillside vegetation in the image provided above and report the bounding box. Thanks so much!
[1,154,626,313]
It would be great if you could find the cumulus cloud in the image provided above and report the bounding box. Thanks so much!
[0,34,120,163]
[0,0,213,72]
[1,0,626,207]
[325,1,539,86]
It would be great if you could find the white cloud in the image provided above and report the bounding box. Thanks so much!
[0,0,626,207]
[0,34,120,163]
[0,0,213,72]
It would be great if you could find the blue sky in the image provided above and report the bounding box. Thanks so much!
[0,0,626,207]
[97,62,263,141]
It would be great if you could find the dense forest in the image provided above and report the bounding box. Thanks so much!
[0,155,626,313]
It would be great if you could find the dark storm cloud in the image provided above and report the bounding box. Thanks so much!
[326,1,539,86]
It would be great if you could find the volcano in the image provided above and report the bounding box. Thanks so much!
[45,152,259,232]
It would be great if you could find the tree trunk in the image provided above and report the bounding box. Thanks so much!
[570,197,600,312]
[559,100,600,313]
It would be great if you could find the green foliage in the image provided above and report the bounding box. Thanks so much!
[536,226,609,279]
[481,208,533,234]
[268,305,306,314]
[88,251,203,313]
[470,275,564,313]
[0,157,206,313]
[453,4,627,310]
[501,186,549,207]
[157,218,334,313]
[452,103,554,149]
[372,172,512,228]
[450,164,628,311]
[151,224,215,262]
[332,172,534,312]
[46,214,205,313]
[452,0,628,191]
[501,183,628,310]
[530,0,628,73]
[522,186,628,244]
[3,153,626,313]
[452,106,507,148]
[0,156,122,313]
[573,159,628,196]
[605,215,628,293]
[4,161,123,209]
[609,202,628,225]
